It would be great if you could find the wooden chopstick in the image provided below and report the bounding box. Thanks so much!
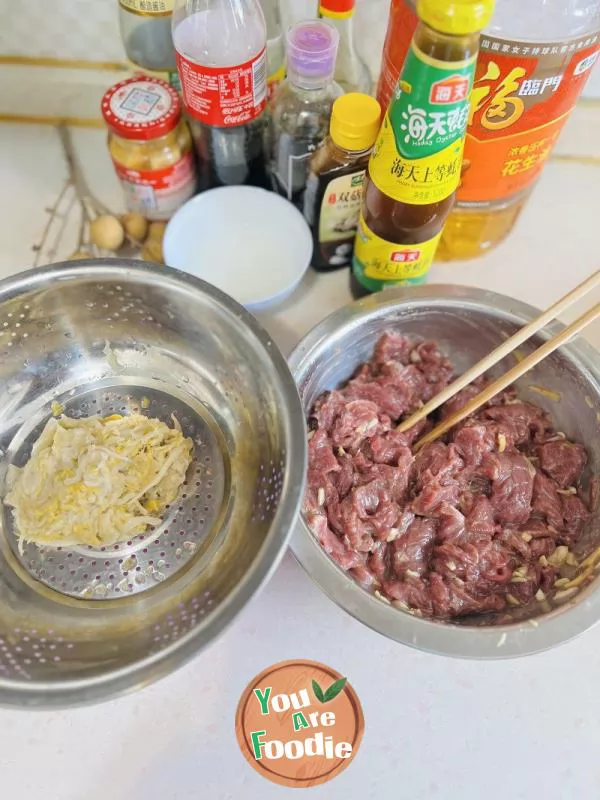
[398,269,600,436]
[412,301,600,452]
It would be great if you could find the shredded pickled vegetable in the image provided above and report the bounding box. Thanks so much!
[4,413,193,548]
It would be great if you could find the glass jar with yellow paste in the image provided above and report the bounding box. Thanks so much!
[101,76,196,221]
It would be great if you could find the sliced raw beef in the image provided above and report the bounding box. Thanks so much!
[304,333,592,621]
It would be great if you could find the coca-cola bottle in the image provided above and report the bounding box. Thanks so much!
[172,0,270,190]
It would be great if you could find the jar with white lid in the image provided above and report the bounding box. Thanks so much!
[101,76,196,220]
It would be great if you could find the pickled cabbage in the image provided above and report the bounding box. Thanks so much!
[4,413,193,548]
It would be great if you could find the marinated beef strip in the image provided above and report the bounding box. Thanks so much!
[304,333,591,620]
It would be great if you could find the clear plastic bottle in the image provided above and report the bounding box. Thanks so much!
[318,0,371,94]
[267,20,341,209]
[172,0,270,189]
[259,0,286,102]
[376,0,600,260]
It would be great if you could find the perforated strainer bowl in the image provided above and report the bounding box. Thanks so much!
[0,260,306,707]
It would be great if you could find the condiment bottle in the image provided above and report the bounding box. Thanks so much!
[304,93,381,272]
[376,0,600,261]
[172,0,270,190]
[118,0,178,78]
[259,0,286,103]
[318,0,371,94]
[267,20,341,209]
[352,0,494,293]
[101,76,196,220]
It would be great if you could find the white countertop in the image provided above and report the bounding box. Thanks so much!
[1,108,600,800]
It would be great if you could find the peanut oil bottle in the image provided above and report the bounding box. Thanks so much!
[376,0,600,261]
[352,0,495,293]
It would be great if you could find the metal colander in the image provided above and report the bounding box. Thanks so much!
[0,260,306,707]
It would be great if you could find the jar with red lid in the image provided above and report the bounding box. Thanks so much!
[101,76,196,220]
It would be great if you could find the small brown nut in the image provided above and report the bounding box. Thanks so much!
[122,212,149,242]
[90,214,125,251]
[141,238,164,264]
[147,221,167,242]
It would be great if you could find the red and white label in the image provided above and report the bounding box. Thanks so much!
[430,75,470,104]
[176,48,267,127]
[113,152,196,220]
[391,249,421,263]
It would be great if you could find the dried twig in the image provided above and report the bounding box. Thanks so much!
[32,180,72,267]
[47,189,78,262]
[58,125,145,251]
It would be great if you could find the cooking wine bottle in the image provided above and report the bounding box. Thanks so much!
[352,0,495,294]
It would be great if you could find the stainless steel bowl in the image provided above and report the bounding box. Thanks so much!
[289,285,600,658]
[0,260,306,707]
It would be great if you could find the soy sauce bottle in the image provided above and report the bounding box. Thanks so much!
[267,20,341,209]
[303,93,381,271]
[352,0,495,294]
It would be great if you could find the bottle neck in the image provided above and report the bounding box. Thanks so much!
[320,13,355,54]
[413,20,480,62]
[329,138,372,159]
[287,69,334,95]
[261,0,281,38]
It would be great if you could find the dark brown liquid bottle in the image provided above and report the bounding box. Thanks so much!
[303,93,381,271]
[352,0,494,293]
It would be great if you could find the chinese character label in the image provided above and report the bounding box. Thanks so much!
[353,215,442,287]
[369,42,476,206]
[458,33,600,204]
[119,0,175,14]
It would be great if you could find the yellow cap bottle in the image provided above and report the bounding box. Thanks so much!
[329,93,381,152]
[304,92,381,272]
[417,0,495,35]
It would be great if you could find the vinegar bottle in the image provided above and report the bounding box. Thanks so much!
[267,20,341,209]
[172,0,270,189]
[376,0,600,260]
[318,0,371,94]
[353,0,494,293]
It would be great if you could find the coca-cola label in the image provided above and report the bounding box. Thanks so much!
[176,48,267,127]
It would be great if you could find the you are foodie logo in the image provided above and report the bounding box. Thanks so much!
[235,659,364,787]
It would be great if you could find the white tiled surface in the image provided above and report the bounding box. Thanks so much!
[3,0,600,128]
[0,93,600,799]
[0,0,387,73]
[0,0,126,61]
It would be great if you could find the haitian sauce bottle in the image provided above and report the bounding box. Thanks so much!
[352,0,494,294]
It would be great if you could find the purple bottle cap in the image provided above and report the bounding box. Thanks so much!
[286,20,340,82]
